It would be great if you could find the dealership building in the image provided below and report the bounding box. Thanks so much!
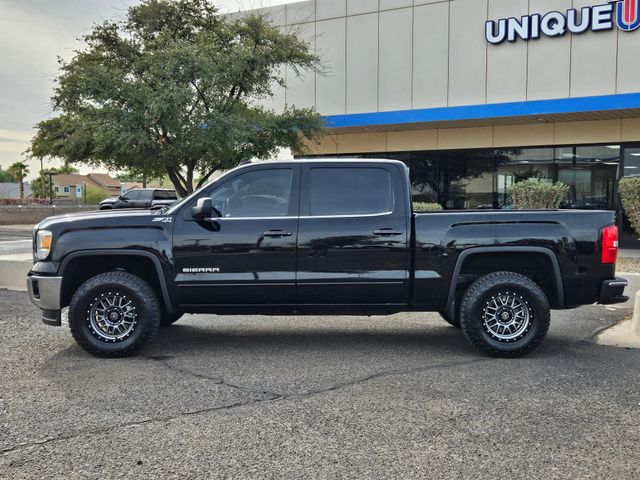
[239,0,640,221]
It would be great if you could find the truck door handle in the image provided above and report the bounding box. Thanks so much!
[262,230,292,237]
[373,228,403,236]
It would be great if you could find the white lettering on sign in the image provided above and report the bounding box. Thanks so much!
[486,0,638,44]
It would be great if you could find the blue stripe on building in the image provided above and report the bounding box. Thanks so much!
[323,93,640,129]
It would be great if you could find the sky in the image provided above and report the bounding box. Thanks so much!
[0,0,298,179]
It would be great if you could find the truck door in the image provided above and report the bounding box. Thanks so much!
[139,190,153,208]
[296,163,410,305]
[173,165,299,306]
[117,189,140,208]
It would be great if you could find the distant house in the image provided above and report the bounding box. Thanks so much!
[52,173,121,198]
[123,182,143,191]
[0,182,32,200]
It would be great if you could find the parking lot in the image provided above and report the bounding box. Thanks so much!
[1,284,639,479]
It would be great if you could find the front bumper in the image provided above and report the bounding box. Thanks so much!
[26,275,63,326]
[598,277,628,305]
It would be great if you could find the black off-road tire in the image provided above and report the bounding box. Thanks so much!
[68,271,161,357]
[160,311,184,327]
[459,271,550,358]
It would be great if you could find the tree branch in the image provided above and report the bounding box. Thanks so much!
[196,168,218,188]
[190,80,210,113]
[166,166,188,197]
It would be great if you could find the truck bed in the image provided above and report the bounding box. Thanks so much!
[412,209,617,309]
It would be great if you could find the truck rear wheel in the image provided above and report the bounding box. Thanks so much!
[459,271,550,358]
[68,271,161,357]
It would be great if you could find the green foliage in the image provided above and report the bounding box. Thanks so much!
[8,162,30,202]
[619,177,640,235]
[29,0,324,197]
[56,162,79,174]
[413,202,443,211]
[8,162,29,182]
[115,171,143,183]
[84,184,109,205]
[0,168,16,183]
[30,175,50,199]
[509,178,569,209]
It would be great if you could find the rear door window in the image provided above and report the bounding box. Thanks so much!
[308,167,393,216]
[154,190,176,200]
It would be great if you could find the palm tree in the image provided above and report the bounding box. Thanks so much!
[8,161,30,204]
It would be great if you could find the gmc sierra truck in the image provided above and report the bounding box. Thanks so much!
[26,160,628,358]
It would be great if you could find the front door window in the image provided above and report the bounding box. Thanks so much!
[208,169,293,218]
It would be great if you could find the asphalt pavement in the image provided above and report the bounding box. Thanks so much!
[1,287,639,479]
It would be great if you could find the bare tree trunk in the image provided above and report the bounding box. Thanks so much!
[19,180,24,204]
[40,158,45,200]
[165,167,189,197]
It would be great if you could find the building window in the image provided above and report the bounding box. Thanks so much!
[497,145,619,210]
[63,186,70,193]
[309,142,622,212]
[623,146,640,177]
[54,186,59,193]
[438,150,495,209]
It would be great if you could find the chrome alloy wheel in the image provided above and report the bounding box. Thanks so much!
[482,291,532,342]
[86,291,138,342]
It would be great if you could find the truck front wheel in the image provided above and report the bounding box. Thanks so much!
[459,272,550,358]
[68,271,161,357]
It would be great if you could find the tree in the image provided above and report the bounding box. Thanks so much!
[0,168,16,183]
[29,0,324,197]
[8,162,29,203]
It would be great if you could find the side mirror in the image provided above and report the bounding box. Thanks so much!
[119,195,128,202]
[191,197,213,220]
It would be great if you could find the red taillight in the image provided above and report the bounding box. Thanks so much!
[601,224,619,264]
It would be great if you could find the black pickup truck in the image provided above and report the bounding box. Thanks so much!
[27,160,627,358]
[99,188,178,210]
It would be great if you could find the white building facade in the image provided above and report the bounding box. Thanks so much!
[240,0,640,217]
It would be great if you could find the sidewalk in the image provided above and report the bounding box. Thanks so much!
[0,225,33,290]
[596,272,640,349]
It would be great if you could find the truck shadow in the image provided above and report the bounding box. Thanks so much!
[46,318,567,368]
[148,323,472,357]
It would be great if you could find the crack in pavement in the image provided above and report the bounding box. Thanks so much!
[1,357,490,456]
[150,359,285,398]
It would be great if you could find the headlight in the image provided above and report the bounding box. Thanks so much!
[36,230,52,260]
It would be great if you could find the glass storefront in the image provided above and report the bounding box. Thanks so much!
[495,145,620,210]
[322,143,638,212]
[623,146,640,178]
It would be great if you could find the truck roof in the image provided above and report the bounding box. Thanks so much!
[241,158,407,167]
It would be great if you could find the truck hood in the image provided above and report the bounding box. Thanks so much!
[36,209,170,232]
[34,209,175,264]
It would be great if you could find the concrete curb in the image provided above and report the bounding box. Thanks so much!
[0,258,31,291]
[597,290,640,349]
[632,290,640,335]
